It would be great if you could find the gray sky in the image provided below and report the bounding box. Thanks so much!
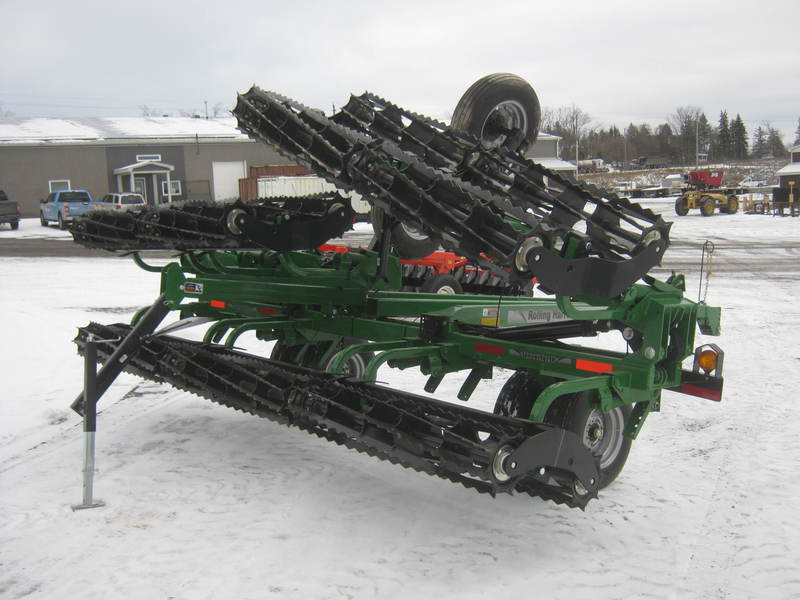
[1,0,798,144]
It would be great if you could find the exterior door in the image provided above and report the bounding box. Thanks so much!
[134,177,148,205]
[212,161,246,202]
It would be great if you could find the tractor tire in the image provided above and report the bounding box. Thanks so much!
[723,195,739,214]
[371,205,439,260]
[493,371,632,489]
[40,213,47,227]
[420,273,463,295]
[674,196,689,216]
[271,339,374,380]
[700,196,716,217]
[451,73,541,154]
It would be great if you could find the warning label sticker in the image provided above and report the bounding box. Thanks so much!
[182,282,204,294]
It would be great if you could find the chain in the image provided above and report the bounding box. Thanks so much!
[698,240,715,302]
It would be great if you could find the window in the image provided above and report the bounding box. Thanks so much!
[136,154,162,162]
[162,180,182,198]
[49,179,70,192]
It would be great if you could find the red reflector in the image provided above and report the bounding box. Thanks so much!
[681,383,722,402]
[474,342,504,356]
[575,359,614,373]
[258,307,278,315]
[210,300,226,308]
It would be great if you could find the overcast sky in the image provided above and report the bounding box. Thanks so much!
[1,0,798,144]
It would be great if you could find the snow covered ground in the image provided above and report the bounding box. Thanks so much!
[1,208,799,599]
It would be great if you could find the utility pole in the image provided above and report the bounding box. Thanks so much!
[695,118,699,168]
[575,113,579,173]
[623,134,627,171]
[204,100,209,120]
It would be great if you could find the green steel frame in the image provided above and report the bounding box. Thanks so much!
[133,247,722,440]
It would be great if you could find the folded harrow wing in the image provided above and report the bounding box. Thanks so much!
[70,74,724,509]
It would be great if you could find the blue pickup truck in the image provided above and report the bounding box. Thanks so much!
[40,190,98,229]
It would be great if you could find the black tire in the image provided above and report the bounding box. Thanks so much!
[10,221,19,230]
[493,371,631,488]
[723,195,739,214]
[700,196,715,217]
[420,273,463,294]
[674,196,689,216]
[371,205,439,260]
[58,212,66,230]
[40,213,47,227]
[545,393,632,488]
[451,73,541,154]
[271,339,374,380]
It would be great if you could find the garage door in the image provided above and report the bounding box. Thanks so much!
[211,161,246,201]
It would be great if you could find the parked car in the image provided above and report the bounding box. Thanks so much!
[0,189,21,230]
[40,190,95,229]
[97,193,146,211]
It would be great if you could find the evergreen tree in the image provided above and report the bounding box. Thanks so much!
[767,127,787,157]
[731,114,748,159]
[697,113,712,160]
[716,110,732,159]
[751,126,767,158]
[655,123,676,162]
[794,117,800,147]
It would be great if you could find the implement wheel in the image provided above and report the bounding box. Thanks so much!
[723,195,739,214]
[271,339,374,380]
[700,196,715,217]
[451,73,541,154]
[420,273,463,294]
[371,205,439,260]
[674,196,689,216]
[494,372,632,488]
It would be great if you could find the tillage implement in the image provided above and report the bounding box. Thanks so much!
[70,74,724,509]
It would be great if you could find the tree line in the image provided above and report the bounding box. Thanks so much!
[542,106,799,167]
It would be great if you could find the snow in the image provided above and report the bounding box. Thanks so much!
[0,117,245,145]
[0,118,102,142]
[0,218,73,239]
[2,208,800,599]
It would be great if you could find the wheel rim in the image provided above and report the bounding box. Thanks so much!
[400,221,430,241]
[491,445,515,483]
[480,100,527,150]
[325,352,367,378]
[581,407,625,470]
[435,285,457,295]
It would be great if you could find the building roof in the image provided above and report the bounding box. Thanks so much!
[532,157,576,172]
[776,163,800,176]
[536,132,561,141]
[0,116,249,146]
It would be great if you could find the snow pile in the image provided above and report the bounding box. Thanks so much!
[1,210,799,599]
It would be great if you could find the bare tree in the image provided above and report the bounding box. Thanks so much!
[212,102,228,118]
[139,104,158,117]
[0,101,12,118]
[541,104,592,163]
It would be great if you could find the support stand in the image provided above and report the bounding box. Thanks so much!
[72,335,106,510]
[70,294,170,510]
